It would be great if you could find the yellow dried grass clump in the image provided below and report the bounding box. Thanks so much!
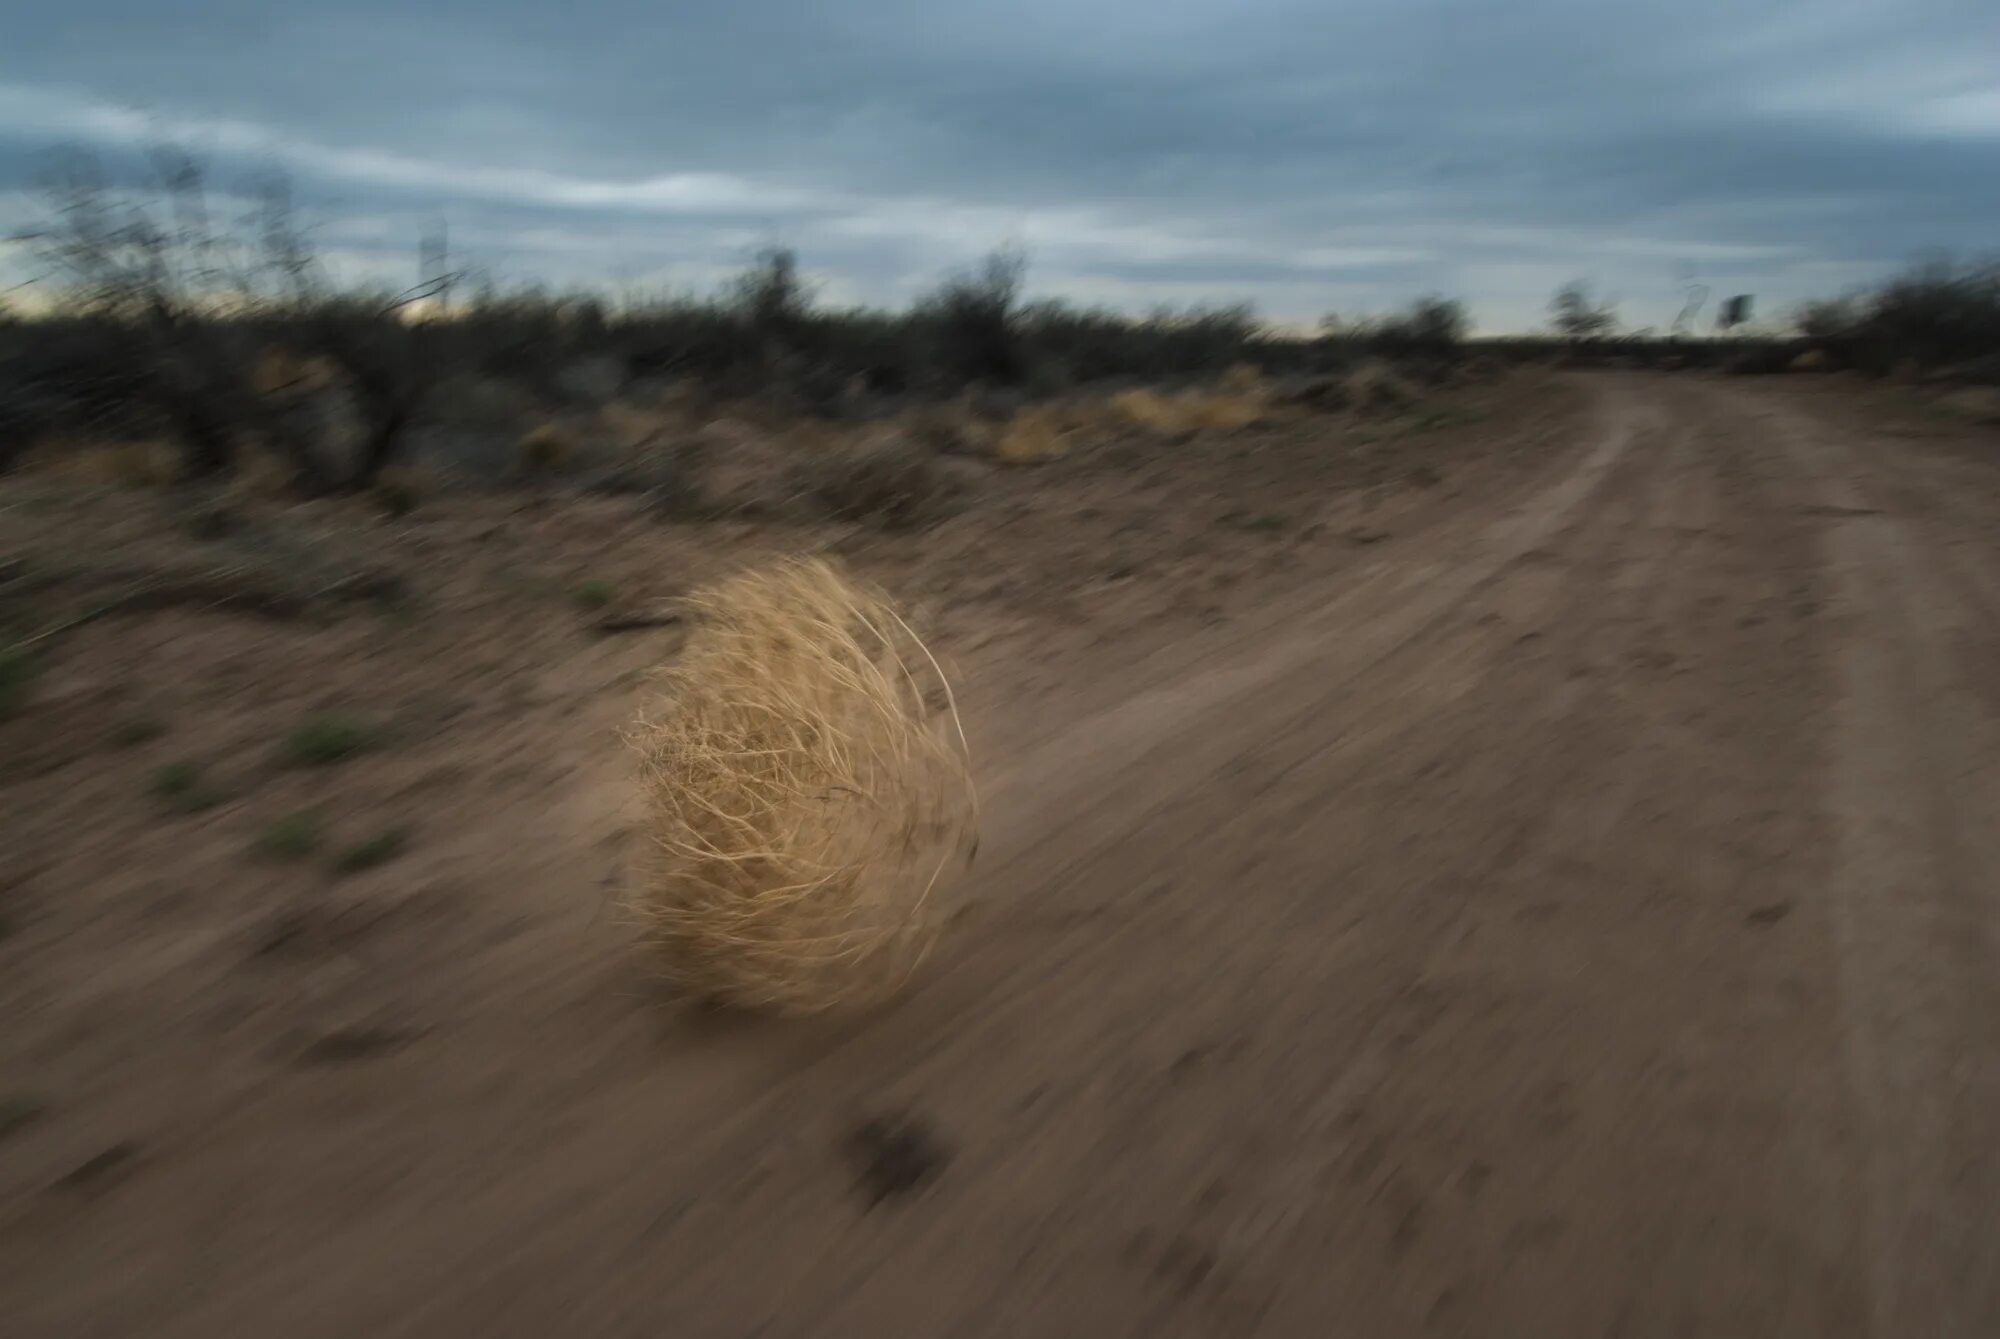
[1108,384,1268,435]
[1184,388,1268,432]
[1219,362,1267,396]
[994,406,1072,465]
[627,557,978,1013]
[1107,387,1179,433]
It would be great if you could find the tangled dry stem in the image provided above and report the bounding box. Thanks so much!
[628,556,977,1013]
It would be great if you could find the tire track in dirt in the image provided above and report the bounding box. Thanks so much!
[1212,381,1862,1336]
[1704,381,2000,1338]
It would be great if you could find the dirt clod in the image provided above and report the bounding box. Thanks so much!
[844,1113,951,1208]
[289,1025,421,1066]
[51,1140,143,1194]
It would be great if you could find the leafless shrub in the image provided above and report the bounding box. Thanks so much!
[804,434,960,529]
[728,246,814,359]
[1548,281,1619,344]
[1020,299,1263,382]
[1792,257,2000,374]
[917,247,1027,384]
[1368,295,1470,359]
[1344,359,1417,411]
[20,149,451,492]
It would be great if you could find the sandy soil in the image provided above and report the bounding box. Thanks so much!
[3,372,1997,1337]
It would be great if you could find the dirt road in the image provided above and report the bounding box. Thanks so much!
[7,374,1999,1336]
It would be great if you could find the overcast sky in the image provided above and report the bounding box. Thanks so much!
[4,0,1996,331]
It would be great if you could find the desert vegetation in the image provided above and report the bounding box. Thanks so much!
[5,152,1995,504]
[1786,257,2000,378]
[0,154,1488,502]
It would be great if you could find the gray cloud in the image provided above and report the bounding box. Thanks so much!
[4,0,1995,329]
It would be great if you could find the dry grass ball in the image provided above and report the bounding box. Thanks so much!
[628,557,978,1013]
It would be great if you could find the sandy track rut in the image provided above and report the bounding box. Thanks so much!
[10,376,2000,1337]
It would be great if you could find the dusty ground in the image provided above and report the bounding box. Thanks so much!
[3,372,1998,1337]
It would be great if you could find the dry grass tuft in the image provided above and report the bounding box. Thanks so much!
[804,434,959,529]
[32,438,179,486]
[1343,360,1417,412]
[994,406,1072,465]
[627,557,978,1013]
[1106,388,1180,434]
[595,401,677,449]
[1108,383,1269,436]
[1219,362,1267,396]
[1184,388,1269,432]
[902,398,995,456]
[515,422,576,473]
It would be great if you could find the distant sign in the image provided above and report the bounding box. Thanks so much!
[1718,295,1753,330]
